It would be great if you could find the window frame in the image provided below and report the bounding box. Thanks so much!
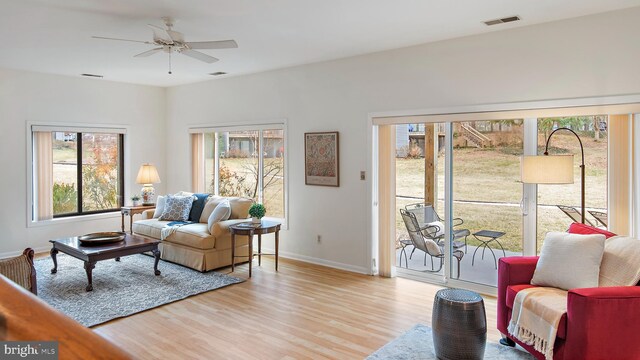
[191,122,288,227]
[27,123,129,226]
[52,132,125,218]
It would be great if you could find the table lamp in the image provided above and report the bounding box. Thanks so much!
[520,127,585,223]
[136,163,161,205]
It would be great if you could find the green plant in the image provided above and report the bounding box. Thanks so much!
[248,203,266,219]
[131,194,141,201]
[53,182,77,214]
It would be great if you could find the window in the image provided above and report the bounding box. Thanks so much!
[198,126,286,220]
[32,128,124,220]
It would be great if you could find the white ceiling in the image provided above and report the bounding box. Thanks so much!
[2,0,639,87]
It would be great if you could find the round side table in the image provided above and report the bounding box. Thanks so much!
[230,220,281,278]
[432,288,486,360]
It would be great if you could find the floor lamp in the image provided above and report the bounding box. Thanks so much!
[521,127,586,224]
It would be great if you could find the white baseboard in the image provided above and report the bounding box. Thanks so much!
[262,248,371,275]
[0,245,51,260]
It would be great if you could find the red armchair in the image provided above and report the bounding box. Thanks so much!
[497,256,640,360]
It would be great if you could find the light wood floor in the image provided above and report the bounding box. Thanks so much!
[93,258,502,359]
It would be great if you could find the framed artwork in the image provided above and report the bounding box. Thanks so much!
[305,131,339,187]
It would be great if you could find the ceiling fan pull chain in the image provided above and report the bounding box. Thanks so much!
[168,50,172,74]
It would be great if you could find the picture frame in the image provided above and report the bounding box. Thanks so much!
[304,131,339,187]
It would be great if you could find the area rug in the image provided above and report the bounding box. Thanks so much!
[34,254,243,327]
[367,324,534,359]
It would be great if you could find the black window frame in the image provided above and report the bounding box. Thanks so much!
[53,132,125,218]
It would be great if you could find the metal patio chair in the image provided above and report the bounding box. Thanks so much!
[588,210,608,228]
[405,203,470,252]
[399,209,464,278]
[557,205,595,227]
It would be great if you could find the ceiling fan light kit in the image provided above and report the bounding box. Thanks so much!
[92,17,238,74]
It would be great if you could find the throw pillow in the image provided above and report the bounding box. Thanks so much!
[159,195,194,222]
[199,196,225,223]
[153,195,166,218]
[531,232,606,290]
[599,236,640,287]
[568,222,616,238]
[424,221,444,238]
[207,199,231,234]
[188,193,210,222]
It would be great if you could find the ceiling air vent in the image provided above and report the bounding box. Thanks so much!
[209,72,227,76]
[484,16,520,26]
[80,73,104,78]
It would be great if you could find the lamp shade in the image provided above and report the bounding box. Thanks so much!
[521,155,574,184]
[136,164,161,184]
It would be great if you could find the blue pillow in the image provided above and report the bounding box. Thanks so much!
[188,193,210,222]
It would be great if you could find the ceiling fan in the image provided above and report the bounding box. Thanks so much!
[92,17,238,74]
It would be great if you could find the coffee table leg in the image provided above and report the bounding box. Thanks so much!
[248,233,253,278]
[115,257,120,262]
[84,261,96,292]
[50,248,58,274]
[152,249,161,275]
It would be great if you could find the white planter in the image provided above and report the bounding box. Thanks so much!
[132,200,141,206]
[252,217,262,224]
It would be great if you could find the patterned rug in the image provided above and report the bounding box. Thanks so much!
[367,324,534,359]
[34,254,243,327]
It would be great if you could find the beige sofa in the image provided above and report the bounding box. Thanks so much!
[132,196,253,272]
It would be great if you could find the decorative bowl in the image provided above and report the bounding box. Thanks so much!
[78,232,126,245]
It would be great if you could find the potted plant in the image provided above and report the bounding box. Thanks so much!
[248,203,266,224]
[131,195,141,206]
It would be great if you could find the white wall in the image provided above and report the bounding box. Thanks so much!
[0,69,166,256]
[165,7,640,273]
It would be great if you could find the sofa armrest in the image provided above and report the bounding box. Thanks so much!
[565,286,640,360]
[497,256,539,335]
[141,209,155,220]
[211,219,249,237]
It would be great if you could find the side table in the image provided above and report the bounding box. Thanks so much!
[471,230,506,269]
[432,288,487,360]
[230,220,281,278]
[121,205,155,233]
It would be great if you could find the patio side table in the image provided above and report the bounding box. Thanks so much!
[471,230,506,269]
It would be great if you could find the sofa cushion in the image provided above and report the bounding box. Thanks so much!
[159,195,193,221]
[208,199,231,233]
[506,284,567,339]
[133,220,215,249]
[132,219,170,239]
[227,197,253,219]
[200,196,224,223]
[568,222,616,238]
[153,195,166,218]
[599,236,640,287]
[531,232,606,290]
[188,193,210,222]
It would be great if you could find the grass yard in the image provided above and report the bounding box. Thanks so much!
[395,132,607,253]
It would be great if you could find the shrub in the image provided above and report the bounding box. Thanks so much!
[53,182,77,214]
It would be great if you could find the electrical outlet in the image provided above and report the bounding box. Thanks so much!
[317,235,321,243]
[360,171,366,180]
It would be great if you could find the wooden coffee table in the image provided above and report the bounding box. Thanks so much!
[49,233,161,291]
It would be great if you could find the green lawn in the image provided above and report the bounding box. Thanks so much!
[395,132,607,253]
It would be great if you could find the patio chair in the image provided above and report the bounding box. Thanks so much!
[588,210,608,228]
[404,203,470,252]
[557,205,595,227]
[399,209,464,278]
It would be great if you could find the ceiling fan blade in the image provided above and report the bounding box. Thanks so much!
[147,24,174,44]
[180,49,219,63]
[134,47,163,58]
[186,40,238,49]
[92,36,152,44]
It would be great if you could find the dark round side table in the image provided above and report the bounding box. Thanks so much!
[432,288,487,360]
[230,220,281,278]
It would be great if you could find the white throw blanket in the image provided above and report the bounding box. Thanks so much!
[508,287,568,360]
[160,222,191,240]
